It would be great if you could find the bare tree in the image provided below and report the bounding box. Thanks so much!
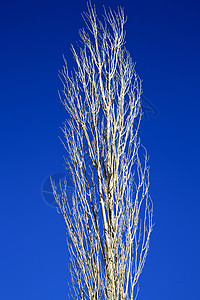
[52,3,153,299]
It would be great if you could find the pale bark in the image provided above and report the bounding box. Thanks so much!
[52,3,153,299]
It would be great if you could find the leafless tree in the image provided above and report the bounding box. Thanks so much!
[52,3,153,299]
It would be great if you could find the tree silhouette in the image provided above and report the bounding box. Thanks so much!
[52,3,153,299]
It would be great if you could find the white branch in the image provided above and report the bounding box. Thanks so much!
[53,3,153,300]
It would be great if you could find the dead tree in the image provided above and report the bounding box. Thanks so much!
[52,3,153,299]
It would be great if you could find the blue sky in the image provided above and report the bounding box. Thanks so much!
[1,0,200,299]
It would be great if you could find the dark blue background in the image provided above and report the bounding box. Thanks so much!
[1,0,200,299]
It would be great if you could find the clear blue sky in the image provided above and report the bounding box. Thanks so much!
[1,0,200,299]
